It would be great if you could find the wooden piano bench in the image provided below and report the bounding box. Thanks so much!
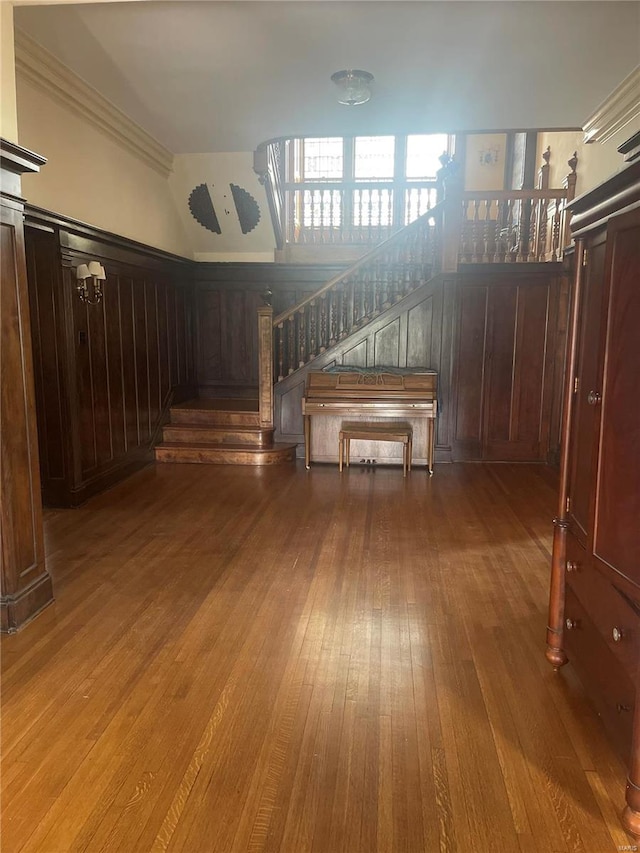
[338,422,413,476]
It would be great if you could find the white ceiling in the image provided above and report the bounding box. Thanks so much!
[14,1,640,153]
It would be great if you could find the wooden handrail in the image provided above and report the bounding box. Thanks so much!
[462,189,568,201]
[272,200,446,327]
[273,184,573,326]
[284,180,438,192]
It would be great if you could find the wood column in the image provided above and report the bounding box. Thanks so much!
[440,170,463,273]
[1,139,54,632]
[546,243,583,668]
[257,304,274,430]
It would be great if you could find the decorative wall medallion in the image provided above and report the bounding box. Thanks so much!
[229,183,261,234]
[478,147,500,166]
[188,183,221,234]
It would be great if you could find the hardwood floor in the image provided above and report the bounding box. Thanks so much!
[1,462,632,852]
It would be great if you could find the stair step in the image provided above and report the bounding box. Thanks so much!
[169,400,260,427]
[162,424,274,446]
[155,442,297,466]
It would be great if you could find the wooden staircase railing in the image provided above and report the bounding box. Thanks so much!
[459,189,571,263]
[270,201,446,381]
[256,152,579,416]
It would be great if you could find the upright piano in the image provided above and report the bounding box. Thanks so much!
[302,369,438,471]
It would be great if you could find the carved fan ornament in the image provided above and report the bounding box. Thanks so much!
[188,183,221,234]
[230,183,261,234]
[187,182,261,236]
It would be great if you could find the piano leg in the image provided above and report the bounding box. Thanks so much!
[427,418,434,475]
[304,415,311,470]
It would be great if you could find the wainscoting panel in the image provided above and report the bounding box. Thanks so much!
[193,263,348,397]
[450,269,568,462]
[451,284,488,456]
[25,210,194,506]
[373,318,401,366]
[275,267,567,464]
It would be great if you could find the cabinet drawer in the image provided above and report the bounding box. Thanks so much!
[566,559,639,683]
[564,528,587,575]
[564,586,636,758]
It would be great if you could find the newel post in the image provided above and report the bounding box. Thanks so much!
[538,145,551,190]
[561,152,578,252]
[257,300,274,431]
[440,161,464,273]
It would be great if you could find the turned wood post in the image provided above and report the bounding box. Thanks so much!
[1,139,54,632]
[561,152,578,252]
[440,162,464,273]
[257,304,274,431]
[622,675,640,838]
[538,145,551,190]
[546,240,584,668]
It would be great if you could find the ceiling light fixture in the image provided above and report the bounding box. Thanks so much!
[331,69,374,106]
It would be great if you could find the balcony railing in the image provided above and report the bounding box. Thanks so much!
[255,138,578,262]
[270,203,443,380]
[459,189,571,263]
[284,181,439,246]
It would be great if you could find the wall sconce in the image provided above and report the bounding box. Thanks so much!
[76,261,106,304]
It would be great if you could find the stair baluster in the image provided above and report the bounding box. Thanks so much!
[298,308,306,367]
[287,316,295,375]
[309,300,317,358]
[277,322,284,381]
[319,295,328,352]
[329,291,337,345]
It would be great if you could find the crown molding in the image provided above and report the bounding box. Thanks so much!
[14,30,174,178]
[583,65,640,145]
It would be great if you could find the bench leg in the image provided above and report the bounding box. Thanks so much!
[346,438,350,468]
[408,435,412,473]
[339,435,343,472]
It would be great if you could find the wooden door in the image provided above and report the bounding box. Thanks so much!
[565,232,609,546]
[591,210,640,591]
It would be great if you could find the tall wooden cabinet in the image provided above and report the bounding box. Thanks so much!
[0,139,54,631]
[547,160,640,837]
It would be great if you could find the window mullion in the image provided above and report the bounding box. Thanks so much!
[393,134,407,228]
[343,137,354,233]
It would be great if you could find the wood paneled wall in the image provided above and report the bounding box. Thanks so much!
[27,236,568,507]
[451,270,568,462]
[25,209,195,507]
[193,264,347,396]
[273,266,568,464]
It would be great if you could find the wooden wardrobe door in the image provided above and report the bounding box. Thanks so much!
[566,233,608,545]
[592,209,640,590]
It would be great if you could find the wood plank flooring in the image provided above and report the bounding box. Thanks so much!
[1,462,633,852]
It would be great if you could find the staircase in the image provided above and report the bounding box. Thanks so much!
[154,398,297,465]
[154,154,576,468]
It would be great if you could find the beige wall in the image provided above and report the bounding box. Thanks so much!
[16,76,191,258]
[464,134,507,191]
[536,130,629,198]
[0,3,18,142]
[169,153,275,262]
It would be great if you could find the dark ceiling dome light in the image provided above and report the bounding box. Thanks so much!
[330,69,374,106]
